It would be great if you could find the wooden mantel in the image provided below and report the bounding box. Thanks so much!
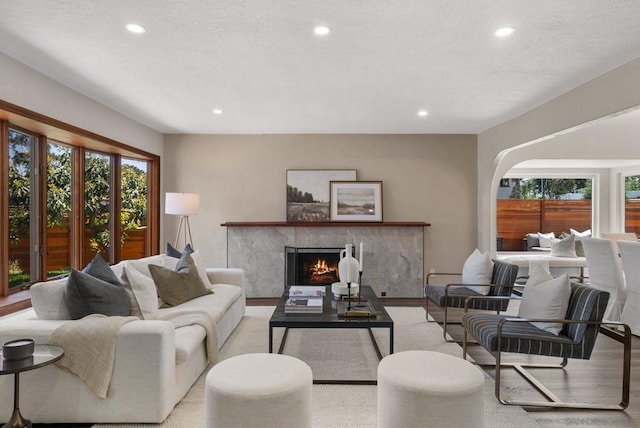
[221,221,430,227]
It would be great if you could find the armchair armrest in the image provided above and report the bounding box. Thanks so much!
[426,272,462,285]
[463,293,520,311]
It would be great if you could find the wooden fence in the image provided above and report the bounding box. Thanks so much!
[8,227,147,275]
[497,200,592,251]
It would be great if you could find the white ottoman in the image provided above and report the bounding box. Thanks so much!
[378,350,485,428]
[205,353,313,428]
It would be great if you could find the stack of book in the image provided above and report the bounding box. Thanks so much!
[284,286,325,313]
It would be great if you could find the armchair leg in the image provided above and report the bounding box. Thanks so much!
[487,328,632,410]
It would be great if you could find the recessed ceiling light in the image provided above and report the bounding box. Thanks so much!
[417,110,428,117]
[212,109,223,115]
[494,27,515,37]
[314,26,330,36]
[125,23,146,34]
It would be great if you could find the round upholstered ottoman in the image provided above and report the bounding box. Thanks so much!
[377,350,485,428]
[205,353,313,428]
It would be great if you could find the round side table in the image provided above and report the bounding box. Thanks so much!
[0,344,64,428]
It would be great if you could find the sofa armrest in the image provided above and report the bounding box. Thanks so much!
[206,268,244,288]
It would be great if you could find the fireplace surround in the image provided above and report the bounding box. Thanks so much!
[223,222,429,298]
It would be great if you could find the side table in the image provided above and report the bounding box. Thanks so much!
[0,344,64,428]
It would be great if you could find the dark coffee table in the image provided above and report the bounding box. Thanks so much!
[269,285,394,384]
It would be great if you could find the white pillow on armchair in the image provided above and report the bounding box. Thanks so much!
[462,249,494,295]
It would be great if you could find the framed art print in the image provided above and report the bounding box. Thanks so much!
[286,169,357,222]
[330,181,383,222]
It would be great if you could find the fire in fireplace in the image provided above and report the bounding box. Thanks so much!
[284,246,355,286]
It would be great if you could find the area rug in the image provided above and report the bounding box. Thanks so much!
[94,306,541,428]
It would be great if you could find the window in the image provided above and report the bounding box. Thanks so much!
[8,129,36,289]
[84,151,112,263]
[496,177,593,251]
[121,157,148,260]
[624,175,640,235]
[46,141,73,278]
[1,101,160,297]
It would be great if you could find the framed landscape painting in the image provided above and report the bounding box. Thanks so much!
[286,169,357,222]
[330,181,383,222]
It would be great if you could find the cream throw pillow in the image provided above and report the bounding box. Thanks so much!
[518,272,571,335]
[550,234,577,258]
[462,249,494,295]
[536,232,556,248]
[122,265,159,319]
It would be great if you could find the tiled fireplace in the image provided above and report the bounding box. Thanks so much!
[223,222,428,298]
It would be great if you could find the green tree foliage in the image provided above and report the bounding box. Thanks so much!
[8,137,147,254]
[508,178,589,199]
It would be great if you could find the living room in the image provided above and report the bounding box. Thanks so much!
[2,2,640,427]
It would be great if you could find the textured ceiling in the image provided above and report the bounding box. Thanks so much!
[2,0,640,134]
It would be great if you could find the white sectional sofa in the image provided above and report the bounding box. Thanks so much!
[0,253,245,424]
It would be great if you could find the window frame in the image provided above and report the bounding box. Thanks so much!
[1,99,160,296]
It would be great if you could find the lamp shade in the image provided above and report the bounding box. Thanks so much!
[165,192,200,215]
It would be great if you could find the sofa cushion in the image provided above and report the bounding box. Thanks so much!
[174,325,206,365]
[537,232,556,248]
[30,277,71,320]
[65,269,130,320]
[149,254,212,307]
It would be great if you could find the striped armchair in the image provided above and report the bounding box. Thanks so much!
[424,260,518,342]
[461,282,631,410]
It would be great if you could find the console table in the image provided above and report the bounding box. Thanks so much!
[222,222,430,298]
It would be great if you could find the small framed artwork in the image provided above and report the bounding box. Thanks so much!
[286,169,357,222]
[330,181,383,222]
[500,178,510,187]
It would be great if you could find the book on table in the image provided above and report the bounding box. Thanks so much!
[288,285,326,297]
[284,297,323,313]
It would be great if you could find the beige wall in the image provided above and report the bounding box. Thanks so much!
[0,52,163,156]
[163,134,477,274]
[478,57,640,252]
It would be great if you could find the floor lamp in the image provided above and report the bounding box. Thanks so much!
[165,192,200,248]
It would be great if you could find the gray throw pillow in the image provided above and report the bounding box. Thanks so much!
[65,269,131,320]
[83,253,121,285]
[149,253,212,306]
[166,242,194,258]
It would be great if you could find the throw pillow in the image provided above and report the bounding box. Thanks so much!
[536,232,556,248]
[461,249,494,295]
[166,242,194,258]
[550,234,577,258]
[570,228,590,257]
[83,253,121,285]
[149,253,212,307]
[525,264,553,287]
[121,265,160,319]
[191,250,212,287]
[64,269,130,320]
[570,228,591,238]
[30,277,72,320]
[518,272,571,335]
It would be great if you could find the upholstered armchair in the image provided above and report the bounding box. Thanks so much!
[424,260,518,342]
[461,282,631,410]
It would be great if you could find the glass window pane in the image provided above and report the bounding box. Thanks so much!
[84,151,111,262]
[46,141,72,277]
[496,177,592,251]
[8,129,34,289]
[625,175,640,235]
[121,158,148,259]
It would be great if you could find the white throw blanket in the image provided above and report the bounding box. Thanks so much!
[156,306,219,363]
[50,314,138,398]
